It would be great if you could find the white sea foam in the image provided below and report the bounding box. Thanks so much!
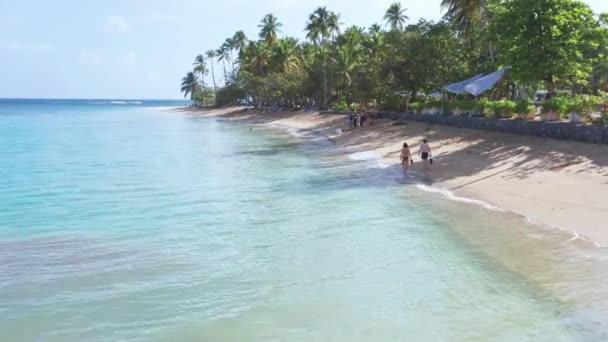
[569,231,602,247]
[348,151,391,169]
[110,101,127,104]
[415,183,502,211]
[348,151,382,161]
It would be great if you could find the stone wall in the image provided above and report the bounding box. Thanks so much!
[322,111,608,144]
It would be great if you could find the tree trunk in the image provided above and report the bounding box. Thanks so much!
[210,58,217,95]
[322,37,328,107]
[222,59,228,86]
[230,50,236,80]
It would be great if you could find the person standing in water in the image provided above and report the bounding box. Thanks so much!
[400,143,413,178]
[418,139,432,177]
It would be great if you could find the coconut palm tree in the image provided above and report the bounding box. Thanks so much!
[243,41,271,75]
[334,44,357,95]
[365,24,385,57]
[384,2,408,31]
[440,0,493,61]
[440,0,487,36]
[205,50,218,94]
[193,54,207,88]
[271,38,300,73]
[181,72,201,100]
[232,30,249,60]
[258,14,282,46]
[216,44,231,85]
[328,12,341,41]
[224,38,237,79]
[306,7,334,106]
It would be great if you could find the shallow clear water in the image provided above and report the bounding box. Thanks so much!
[1,101,608,341]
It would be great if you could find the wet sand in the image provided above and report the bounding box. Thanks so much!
[178,107,608,246]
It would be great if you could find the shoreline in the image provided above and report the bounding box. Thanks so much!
[178,107,608,247]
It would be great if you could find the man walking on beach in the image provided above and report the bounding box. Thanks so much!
[418,139,432,178]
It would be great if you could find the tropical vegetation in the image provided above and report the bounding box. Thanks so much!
[180,0,608,122]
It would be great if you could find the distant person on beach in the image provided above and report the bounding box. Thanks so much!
[400,143,414,178]
[418,139,432,177]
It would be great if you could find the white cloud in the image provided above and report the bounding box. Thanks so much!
[144,13,177,23]
[118,51,137,67]
[79,49,103,65]
[0,41,55,52]
[101,15,129,33]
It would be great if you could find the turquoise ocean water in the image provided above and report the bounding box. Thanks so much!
[1,99,607,341]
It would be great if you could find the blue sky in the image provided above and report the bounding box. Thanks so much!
[1,0,607,99]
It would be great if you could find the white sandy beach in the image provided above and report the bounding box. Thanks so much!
[179,107,608,246]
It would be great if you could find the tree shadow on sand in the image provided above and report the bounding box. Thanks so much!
[198,108,608,190]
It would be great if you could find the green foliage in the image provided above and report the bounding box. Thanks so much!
[490,100,516,118]
[183,3,608,118]
[492,0,603,87]
[384,2,408,31]
[449,99,477,111]
[215,83,247,106]
[476,99,493,115]
[192,87,215,106]
[513,99,536,118]
[514,99,532,114]
[331,101,350,111]
[566,94,603,115]
[409,102,423,114]
[542,96,570,115]
[180,72,201,100]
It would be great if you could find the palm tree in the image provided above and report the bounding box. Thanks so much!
[224,38,237,79]
[205,50,218,94]
[258,14,282,46]
[305,7,334,106]
[243,41,271,75]
[334,45,357,96]
[181,72,201,100]
[384,2,408,31]
[366,24,385,57]
[232,31,249,60]
[193,54,207,88]
[328,12,341,41]
[271,38,300,73]
[440,0,493,61]
[216,44,231,85]
[440,0,486,36]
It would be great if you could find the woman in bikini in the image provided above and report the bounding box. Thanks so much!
[400,143,413,178]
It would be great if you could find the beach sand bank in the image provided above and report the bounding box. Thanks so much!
[176,107,608,246]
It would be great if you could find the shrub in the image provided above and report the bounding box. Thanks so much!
[476,99,493,115]
[423,98,443,109]
[513,99,536,119]
[409,102,423,114]
[331,101,350,112]
[566,95,603,117]
[215,83,246,106]
[542,96,569,117]
[514,99,531,113]
[449,99,476,112]
[489,100,516,118]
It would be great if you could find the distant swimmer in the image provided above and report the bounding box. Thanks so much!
[400,142,413,178]
[418,138,432,178]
